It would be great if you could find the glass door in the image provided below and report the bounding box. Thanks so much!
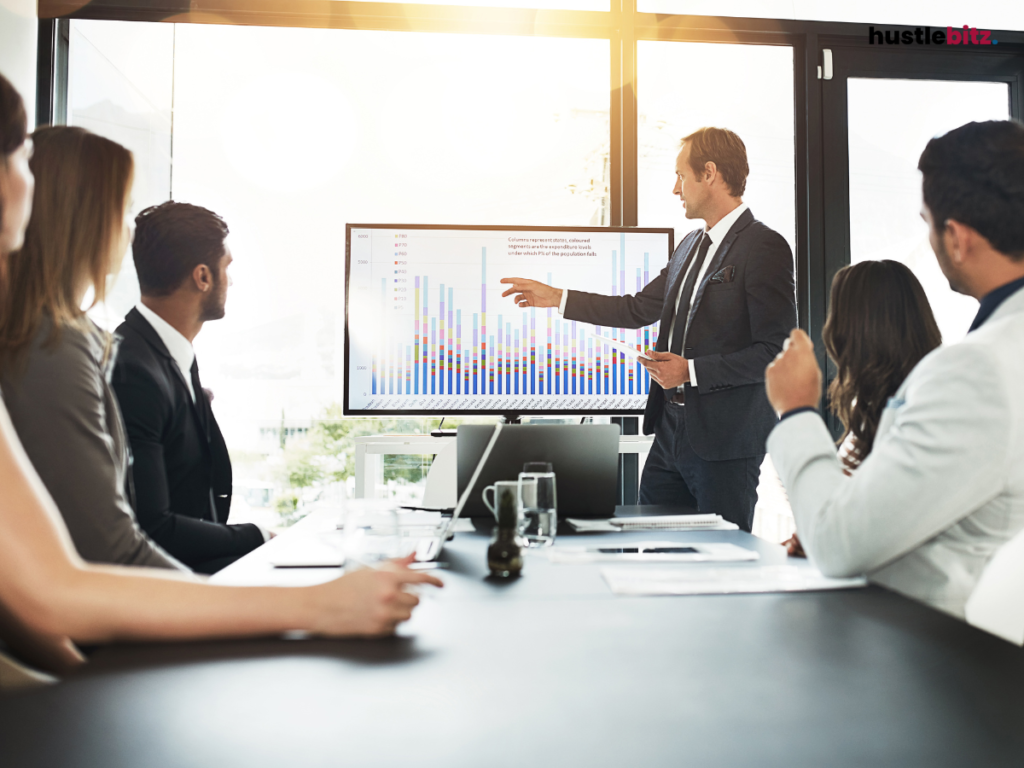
[819,45,1023,433]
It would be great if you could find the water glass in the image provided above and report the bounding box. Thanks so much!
[518,462,557,547]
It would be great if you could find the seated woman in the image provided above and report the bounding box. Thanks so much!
[0,73,440,684]
[782,259,941,556]
[0,124,179,568]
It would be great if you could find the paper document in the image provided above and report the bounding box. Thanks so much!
[270,535,345,568]
[613,514,725,530]
[601,565,867,596]
[585,329,653,361]
[567,516,737,532]
[550,541,758,564]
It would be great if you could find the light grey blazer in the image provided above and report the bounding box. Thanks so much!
[0,314,183,570]
[768,288,1024,619]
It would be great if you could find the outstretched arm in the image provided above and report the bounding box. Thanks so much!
[0,399,441,661]
[500,267,669,330]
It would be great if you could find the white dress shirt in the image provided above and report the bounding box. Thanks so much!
[558,202,748,390]
[135,302,196,402]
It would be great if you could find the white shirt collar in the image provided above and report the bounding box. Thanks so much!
[135,302,196,384]
[705,201,749,245]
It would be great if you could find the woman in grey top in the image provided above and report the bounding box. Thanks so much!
[0,74,439,684]
[0,126,179,569]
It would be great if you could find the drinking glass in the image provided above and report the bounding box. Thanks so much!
[518,462,557,547]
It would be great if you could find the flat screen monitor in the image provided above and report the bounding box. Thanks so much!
[345,224,674,416]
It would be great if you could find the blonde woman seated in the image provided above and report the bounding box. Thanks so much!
[0,73,440,685]
[782,260,941,557]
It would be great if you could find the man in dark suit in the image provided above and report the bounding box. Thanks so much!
[113,202,267,573]
[500,127,796,530]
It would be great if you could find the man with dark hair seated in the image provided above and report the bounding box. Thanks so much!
[765,120,1024,620]
[113,202,268,574]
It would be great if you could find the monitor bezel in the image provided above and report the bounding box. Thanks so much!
[344,222,676,417]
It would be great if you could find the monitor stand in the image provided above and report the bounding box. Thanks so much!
[500,413,522,425]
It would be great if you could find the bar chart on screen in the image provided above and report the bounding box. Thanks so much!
[345,225,672,414]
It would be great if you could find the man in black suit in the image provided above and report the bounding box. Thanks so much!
[500,127,795,530]
[113,202,267,573]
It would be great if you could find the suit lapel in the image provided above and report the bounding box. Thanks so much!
[683,208,754,344]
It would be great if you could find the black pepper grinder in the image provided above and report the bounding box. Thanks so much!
[487,488,524,578]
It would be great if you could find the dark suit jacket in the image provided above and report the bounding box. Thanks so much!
[112,309,263,573]
[564,208,796,461]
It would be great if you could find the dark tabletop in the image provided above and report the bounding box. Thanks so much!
[2,519,1023,767]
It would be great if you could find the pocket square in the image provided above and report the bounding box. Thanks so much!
[709,265,736,284]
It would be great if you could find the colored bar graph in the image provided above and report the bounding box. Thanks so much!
[365,238,664,406]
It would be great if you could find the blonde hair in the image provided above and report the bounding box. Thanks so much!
[0,126,133,367]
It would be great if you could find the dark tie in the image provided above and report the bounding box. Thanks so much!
[190,358,211,440]
[190,356,232,523]
[669,232,712,356]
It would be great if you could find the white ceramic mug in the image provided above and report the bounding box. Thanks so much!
[482,480,519,521]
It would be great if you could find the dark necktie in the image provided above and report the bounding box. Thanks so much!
[190,356,232,523]
[669,232,712,356]
[190,358,211,440]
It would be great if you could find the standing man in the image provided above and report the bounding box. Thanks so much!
[500,128,795,530]
[113,202,267,574]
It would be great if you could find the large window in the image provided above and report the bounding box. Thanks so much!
[847,78,1009,342]
[69,20,610,523]
[637,41,795,252]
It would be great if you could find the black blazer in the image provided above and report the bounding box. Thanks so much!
[112,309,264,573]
[564,208,796,461]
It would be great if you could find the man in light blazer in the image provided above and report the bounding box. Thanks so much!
[501,128,796,530]
[765,120,1024,620]
[113,202,266,574]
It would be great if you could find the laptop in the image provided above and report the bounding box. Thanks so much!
[457,424,621,520]
[412,423,504,561]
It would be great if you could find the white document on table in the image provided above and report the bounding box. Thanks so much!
[550,541,758,564]
[601,564,867,596]
[567,516,738,532]
[269,535,345,568]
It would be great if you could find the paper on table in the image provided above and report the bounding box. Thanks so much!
[270,535,344,568]
[601,565,867,596]
[585,328,653,361]
[567,517,738,532]
[612,514,726,529]
[550,541,758,564]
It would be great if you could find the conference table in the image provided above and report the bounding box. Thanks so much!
[2,506,1023,767]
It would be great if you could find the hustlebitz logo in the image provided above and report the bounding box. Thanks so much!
[868,26,998,46]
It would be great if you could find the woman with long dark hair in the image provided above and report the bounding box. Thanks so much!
[0,73,439,687]
[783,259,941,555]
